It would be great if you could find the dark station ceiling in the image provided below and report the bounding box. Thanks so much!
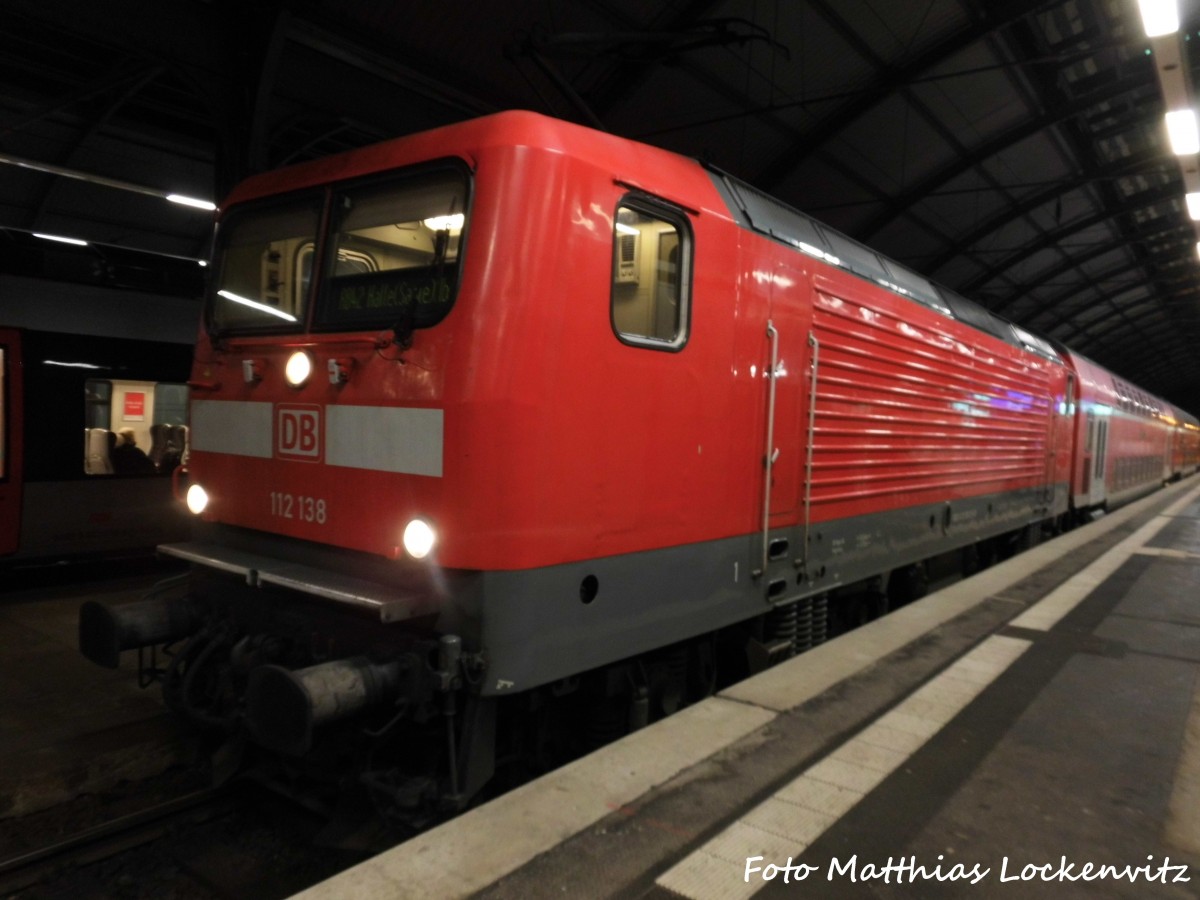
[3,0,1199,410]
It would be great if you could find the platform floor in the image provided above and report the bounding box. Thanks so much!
[295,477,1200,900]
[0,569,189,823]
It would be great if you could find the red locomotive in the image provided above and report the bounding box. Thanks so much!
[79,111,1198,821]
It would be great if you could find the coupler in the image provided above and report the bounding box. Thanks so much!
[79,578,200,668]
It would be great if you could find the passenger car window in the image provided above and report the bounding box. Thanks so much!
[611,202,690,350]
[84,379,190,477]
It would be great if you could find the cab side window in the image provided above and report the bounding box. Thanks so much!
[611,200,690,350]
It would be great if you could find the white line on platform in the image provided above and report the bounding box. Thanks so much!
[655,636,1032,900]
[289,697,775,900]
[1010,482,1200,633]
[721,478,1200,713]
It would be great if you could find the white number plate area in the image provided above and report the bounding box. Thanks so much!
[269,492,327,524]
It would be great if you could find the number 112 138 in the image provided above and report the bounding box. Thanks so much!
[269,492,327,524]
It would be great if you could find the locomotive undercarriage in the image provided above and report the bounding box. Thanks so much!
[77,505,1073,831]
[78,563,736,829]
[79,566,493,829]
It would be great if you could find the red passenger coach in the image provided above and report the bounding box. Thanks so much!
[1168,405,1200,479]
[1061,350,1174,513]
[78,111,1193,822]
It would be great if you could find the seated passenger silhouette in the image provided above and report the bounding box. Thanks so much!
[111,427,156,475]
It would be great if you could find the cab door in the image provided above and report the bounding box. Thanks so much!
[765,267,810,520]
[758,265,813,599]
[0,329,23,556]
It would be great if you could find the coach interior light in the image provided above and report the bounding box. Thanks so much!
[1137,0,1179,37]
[33,232,88,246]
[285,350,313,387]
[1166,109,1199,156]
[423,213,464,233]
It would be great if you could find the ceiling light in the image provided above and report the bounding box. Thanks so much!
[33,232,88,246]
[1166,109,1200,155]
[1138,0,1179,37]
[1187,193,1200,220]
[43,360,102,369]
[167,193,217,211]
[0,153,217,214]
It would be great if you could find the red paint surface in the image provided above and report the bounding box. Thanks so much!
[187,112,1184,573]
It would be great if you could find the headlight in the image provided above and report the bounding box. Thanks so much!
[285,350,313,387]
[186,483,210,515]
[403,518,437,560]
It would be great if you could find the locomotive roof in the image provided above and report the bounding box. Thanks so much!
[216,109,1179,419]
[220,111,717,212]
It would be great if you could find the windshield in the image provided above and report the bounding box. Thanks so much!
[210,194,322,332]
[315,168,468,333]
[207,166,469,337]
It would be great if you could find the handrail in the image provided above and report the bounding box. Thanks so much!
[802,332,819,581]
[759,321,779,579]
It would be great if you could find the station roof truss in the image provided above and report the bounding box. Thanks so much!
[1,0,1198,408]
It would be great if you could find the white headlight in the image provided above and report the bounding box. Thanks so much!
[285,351,313,386]
[186,483,210,515]
[403,519,437,560]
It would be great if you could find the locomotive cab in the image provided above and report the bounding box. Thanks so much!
[79,113,726,820]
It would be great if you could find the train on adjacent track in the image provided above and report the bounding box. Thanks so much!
[79,111,1200,824]
[2,284,195,567]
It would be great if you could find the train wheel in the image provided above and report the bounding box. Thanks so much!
[1014,522,1041,553]
[887,563,928,608]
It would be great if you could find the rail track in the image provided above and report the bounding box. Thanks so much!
[0,789,238,895]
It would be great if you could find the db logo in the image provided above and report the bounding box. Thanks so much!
[276,404,322,462]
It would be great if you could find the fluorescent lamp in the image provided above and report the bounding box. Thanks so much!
[1166,109,1200,155]
[217,289,297,322]
[1138,0,1179,37]
[1195,241,1200,260]
[33,232,88,246]
[615,223,639,235]
[43,360,102,369]
[167,193,217,211]
[1188,193,1200,220]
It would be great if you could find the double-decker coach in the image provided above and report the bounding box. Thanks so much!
[1168,404,1200,479]
[1061,349,1176,517]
